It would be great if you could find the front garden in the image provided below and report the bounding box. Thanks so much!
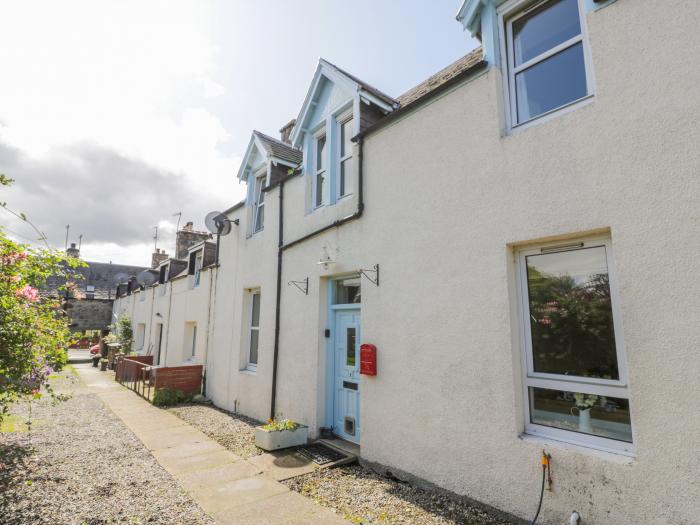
[167,403,513,525]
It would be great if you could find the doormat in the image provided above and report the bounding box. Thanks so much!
[297,443,347,465]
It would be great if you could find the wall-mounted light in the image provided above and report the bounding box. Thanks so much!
[317,246,335,269]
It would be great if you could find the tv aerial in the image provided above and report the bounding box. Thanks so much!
[136,270,158,287]
[205,211,238,236]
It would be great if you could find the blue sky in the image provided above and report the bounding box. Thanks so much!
[0,1,478,265]
[209,1,479,157]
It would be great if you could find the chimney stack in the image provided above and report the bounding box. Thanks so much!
[151,248,168,268]
[175,220,211,260]
[66,242,80,258]
[279,119,296,144]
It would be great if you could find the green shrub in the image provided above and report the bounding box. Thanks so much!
[153,388,191,407]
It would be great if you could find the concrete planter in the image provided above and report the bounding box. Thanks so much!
[255,425,308,451]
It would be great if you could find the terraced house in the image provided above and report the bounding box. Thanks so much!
[112,0,700,522]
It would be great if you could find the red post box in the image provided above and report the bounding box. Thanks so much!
[360,344,377,376]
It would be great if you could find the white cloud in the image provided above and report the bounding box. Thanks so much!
[0,0,245,263]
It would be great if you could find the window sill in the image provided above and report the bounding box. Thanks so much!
[240,367,257,376]
[506,95,595,136]
[518,432,635,463]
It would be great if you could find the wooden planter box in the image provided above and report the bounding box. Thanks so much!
[255,425,308,451]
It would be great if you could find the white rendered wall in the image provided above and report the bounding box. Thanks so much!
[357,1,700,523]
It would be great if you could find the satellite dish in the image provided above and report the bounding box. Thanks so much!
[112,272,130,285]
[136,270,157,287]
[205,211,233,236]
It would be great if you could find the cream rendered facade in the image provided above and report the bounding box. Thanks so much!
[113,258,215,367]
[111,0,700,523]
[357,1,700,524]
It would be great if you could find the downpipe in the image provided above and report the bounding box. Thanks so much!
[269,137,365,419]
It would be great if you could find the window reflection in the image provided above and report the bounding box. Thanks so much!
[526,246,619,380]
[346,327,356,367]
[334,277,361,304]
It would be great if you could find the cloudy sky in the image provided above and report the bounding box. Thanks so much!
[0,1,477,266]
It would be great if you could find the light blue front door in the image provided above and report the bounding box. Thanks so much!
[333,309,361,443]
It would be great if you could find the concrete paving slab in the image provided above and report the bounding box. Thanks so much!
[211,491,347,525]
[157,449,240,475]
[175,461,263,488]
[191,474,289,513]
[138,427,209,451]
[152,440,225,461]
[247,450,318,481]
[120,418,187,433]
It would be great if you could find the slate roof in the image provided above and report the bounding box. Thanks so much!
[323,59,399,108]
[398,47,484,108]
[253,131,303,165]
[44,261,149,300]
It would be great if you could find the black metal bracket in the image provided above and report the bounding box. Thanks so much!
[288,277,309,295]
[360,264,379,287]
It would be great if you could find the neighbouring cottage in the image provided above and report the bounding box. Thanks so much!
[112,1,700,523]
[44,243,148,335]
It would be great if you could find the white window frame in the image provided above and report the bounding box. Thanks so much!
[336,112,353,200]
[499,0,595,132]
[516,236,633,455]
[193,250,204,287]
[158,264,169,296]
[136,323,146,350]
[252,172,265,234]
[313,131,327,209]
[185,321,197,360]
[246,290,260,371]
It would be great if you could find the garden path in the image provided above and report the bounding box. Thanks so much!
[76,363,348,525]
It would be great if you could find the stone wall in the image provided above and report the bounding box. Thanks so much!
[65,298,114,332]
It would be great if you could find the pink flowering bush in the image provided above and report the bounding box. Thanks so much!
[15,284,40,302]
[0,229,84,420]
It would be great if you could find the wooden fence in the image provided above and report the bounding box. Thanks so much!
[154,365,203,396]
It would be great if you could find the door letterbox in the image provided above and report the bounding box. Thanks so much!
[360,344,377,376]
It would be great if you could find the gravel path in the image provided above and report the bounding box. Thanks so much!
[0,370,214,525]
[167,404,263,459]
[283,465,513,525]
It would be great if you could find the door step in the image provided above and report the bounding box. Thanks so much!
[317,438,360,461]
[297,439,358,468]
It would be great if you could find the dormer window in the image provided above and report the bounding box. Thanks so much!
[314,133,327,208]
[252,174,265,233]
[503,0,592,128]
[158,263,169,295]
[189,249,204,287]
[338,116,353,198]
